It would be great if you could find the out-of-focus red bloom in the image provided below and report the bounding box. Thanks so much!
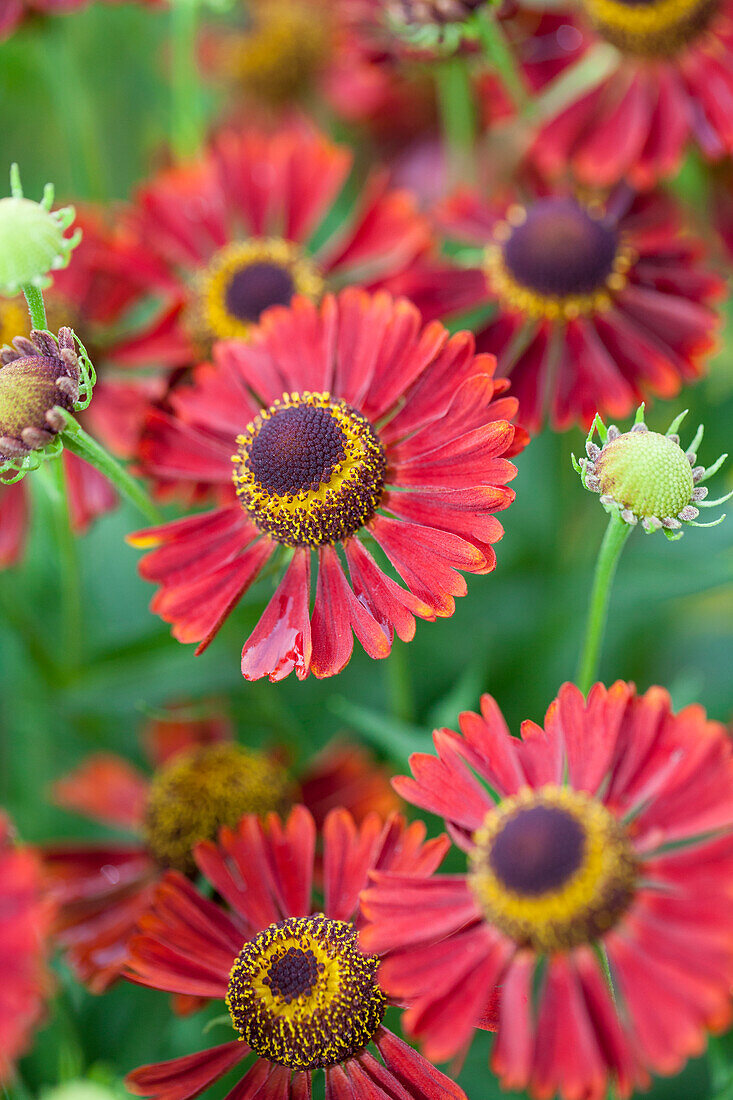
[390,186,724,431]
[115,123,432,373]
[130,288,522,681]
[0,208,160,566]
[361,682,733,1100]
[0,812,52,1084]
[529,0,733,188]
[0,0,162,40]
[43,709,401,995]
[124,805,462,1100]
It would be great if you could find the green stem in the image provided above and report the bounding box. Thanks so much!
[576,513,631,694]
[434,55,477,187]
[22,284,47,330]
[170,0,205,160]
[38,458,83,672]
[474,8,530,115]
[387,639,415,726]
[61,414,163,525]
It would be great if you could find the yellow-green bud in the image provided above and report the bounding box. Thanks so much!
[0,167,81,296]
[574,406,730,540]
[595,429,694,519]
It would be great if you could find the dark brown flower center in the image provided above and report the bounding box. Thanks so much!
[489,804,586,895]
[225,262,296,324]
[233,392,386,548]
[227,915,386,1070]
[470,786,638,952]
[503,199,619,299]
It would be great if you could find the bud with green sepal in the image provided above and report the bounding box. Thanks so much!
[0,165,81,305]
[0,327,95,485]
[573,404,730,542]
[384,0,493,53]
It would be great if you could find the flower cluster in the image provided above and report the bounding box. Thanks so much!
[0,3,731,1100]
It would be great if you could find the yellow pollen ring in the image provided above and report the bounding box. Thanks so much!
[582,0,717,55]
[232,391,386,549]
[226,915,386,1070]
[188,238,324,347]
[469,785,638,954]
[484,209,636,322]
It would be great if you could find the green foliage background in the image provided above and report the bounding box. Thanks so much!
[0,5,731,1099]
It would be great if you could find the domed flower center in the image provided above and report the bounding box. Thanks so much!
[219,0,333,106]
[0,328,80,461]
[233,392,386,548]
[469,786,638,952]
[595,429,695,518]
[227,915,386,1070]
[191,239,324,349]
[581,0,717,56]
[143,743,294,874]
[485,198,634,321]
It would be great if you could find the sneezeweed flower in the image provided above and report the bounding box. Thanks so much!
[0,327,94,480]
[575,405,731,538]
[0,168,80,296]
[130,288,521,681]
[43,707,401,994]
[360,682,733,1100]
[0,812,52,1085]
[124,805,463,1100]
[530,0,733,187]
[115,123,431,370]
[394,186,724,430]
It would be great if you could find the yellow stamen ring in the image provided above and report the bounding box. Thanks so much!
[469,786,638,953]
[232,391,386,549]
[484,201,636,322]
[227,915,385,1070]
[188,238,324,347]
[582,0,718,56]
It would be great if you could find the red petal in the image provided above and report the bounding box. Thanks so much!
[52,754,148,830]
[126,1042,248,1100]
[0,480,28,566]
[323,809,383,922]
[241,549,312,681]
[374,1027,470,1099]
[359,874,478,954]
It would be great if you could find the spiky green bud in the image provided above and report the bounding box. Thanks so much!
[0,165,81,296]
[573,405,731,541]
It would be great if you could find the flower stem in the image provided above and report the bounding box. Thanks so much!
[434,54,477,187]
[22,284,48,330]
[170,0,205,160]
[37,457,83,672]
[576,513,632,694]
[61,414,163,525]
[473,8,530,115]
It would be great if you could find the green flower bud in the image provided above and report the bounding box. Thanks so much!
[573,406,731,540]
[0,328,80,462]
[0,165,81,296]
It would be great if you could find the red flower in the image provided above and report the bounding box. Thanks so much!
[360,682,733,1100]
[43,709,401,995]
[124,805,464,1100]
[114,123,432,371]
[0,208,159,565]
[0,0,161,40]
[529,0,733,187]
[130,288,521,680]
[0,812,52,1083]
[390,187,724,431]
